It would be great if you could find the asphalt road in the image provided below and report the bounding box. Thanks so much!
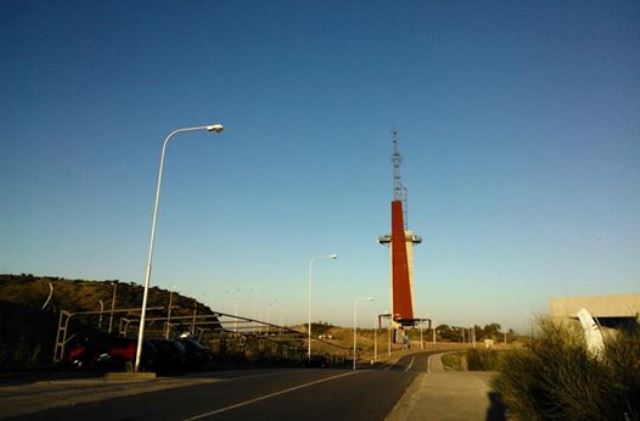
[10,352,434,421]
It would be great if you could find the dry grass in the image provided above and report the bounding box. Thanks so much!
[492,317,640,421]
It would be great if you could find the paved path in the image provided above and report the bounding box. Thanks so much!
[387,352,506,421]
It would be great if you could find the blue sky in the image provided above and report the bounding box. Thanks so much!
[1,0,638,331]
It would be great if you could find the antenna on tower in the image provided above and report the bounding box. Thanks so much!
[391,128,408,228]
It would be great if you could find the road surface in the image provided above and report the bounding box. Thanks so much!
[8,352,433,420]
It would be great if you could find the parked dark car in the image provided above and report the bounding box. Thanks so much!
[149,339,187,372]
[66,336,156,372]
[179,338,212,369]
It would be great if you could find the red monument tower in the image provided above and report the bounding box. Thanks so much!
[379,129,422,329]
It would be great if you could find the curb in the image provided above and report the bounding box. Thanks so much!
[103,372,157,381]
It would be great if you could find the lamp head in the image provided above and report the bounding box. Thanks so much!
[367,297,374,301]
[327,254,338,260]
[206,124,224,133]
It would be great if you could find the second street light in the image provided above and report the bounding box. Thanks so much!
[307,254,337,363]
[353,296,374,370]
[135,123,224,373]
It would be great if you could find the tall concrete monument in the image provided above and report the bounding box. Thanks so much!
[379,129,422,332]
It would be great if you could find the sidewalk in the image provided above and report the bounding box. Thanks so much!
[387,352,506,421]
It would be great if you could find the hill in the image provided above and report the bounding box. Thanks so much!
[0,274,213,370]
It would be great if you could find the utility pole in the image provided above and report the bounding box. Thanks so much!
[191,298,197,336]
[165,289,174,339]
[108,282,117,335]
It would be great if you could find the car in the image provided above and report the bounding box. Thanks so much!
[179,338,212,369]
[149,339,187,372]
[66,335,156,372]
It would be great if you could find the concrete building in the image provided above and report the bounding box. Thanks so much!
[549,293,640,329]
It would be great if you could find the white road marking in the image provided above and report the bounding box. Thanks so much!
[404,355,416,372]
[182,370,364,420]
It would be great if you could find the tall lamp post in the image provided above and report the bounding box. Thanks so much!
[420,318,424,350]
[353,296,374,370]
[135,123,224,372]
[373,316,378,363]
[307,254,337,363]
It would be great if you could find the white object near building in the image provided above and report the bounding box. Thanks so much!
[577,308,605,358]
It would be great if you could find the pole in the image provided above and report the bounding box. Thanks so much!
[353,301,357,370]
[420,319,424,350]
[165,290,173,339]
[472,326,476,348]
[374,317,378,363]
[433,320,436,345]
[307,256,314,363]
[108,282,117,334]
[98,300,104,329]
[191,298,197,336]
[134,124,223,372]
[387,317,391,356]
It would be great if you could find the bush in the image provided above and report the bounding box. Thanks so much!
[492,318,640,420]
[441,351,464,370]
[466,348,503,371]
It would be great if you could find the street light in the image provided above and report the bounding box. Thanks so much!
[307,254,337,363]
[432,319,436,345]
[135,123,225,372]
[353,296,374,370]
[420,318,424,350]
[373,316,378,363]
[385,311,391,356]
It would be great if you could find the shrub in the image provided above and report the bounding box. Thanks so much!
[466,348,503,371]
[442,351,464,370]
[492,317,640,420]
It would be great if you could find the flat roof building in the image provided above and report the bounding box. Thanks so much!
[549,293,640,329]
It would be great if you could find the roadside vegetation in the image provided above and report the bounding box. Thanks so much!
[492,317,640,420]
[466,348,505,371]
[441,351,465,370]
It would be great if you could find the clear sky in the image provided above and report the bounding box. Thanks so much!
[1,0,638,331]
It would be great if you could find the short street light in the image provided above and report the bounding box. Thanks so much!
[135,123,224,372]
[307,254,337,363]
[353,296,374,370]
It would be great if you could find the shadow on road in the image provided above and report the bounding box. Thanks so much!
[485,391,507,421]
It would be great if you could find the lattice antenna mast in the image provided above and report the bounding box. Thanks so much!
[391,129,408,228]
